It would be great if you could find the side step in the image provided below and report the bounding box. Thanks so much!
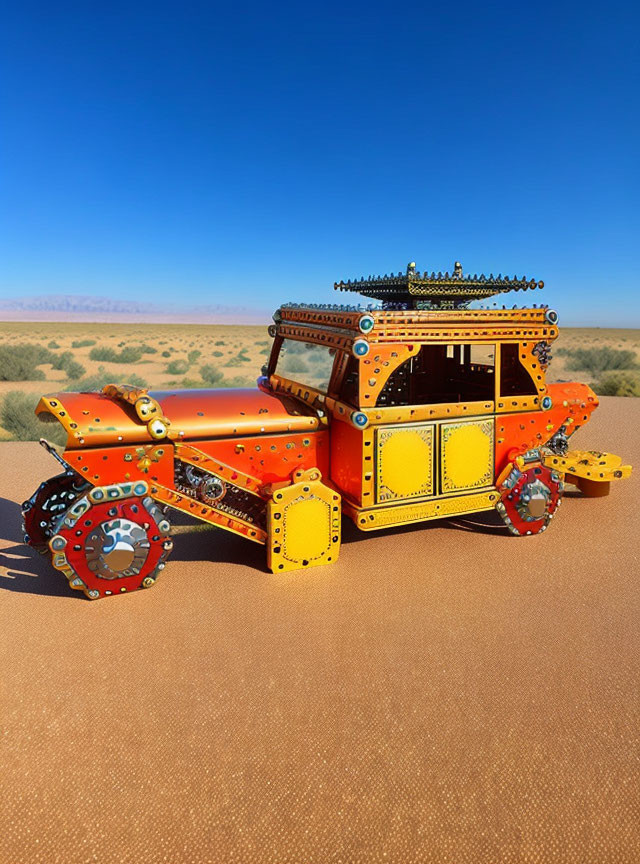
[542,449,632,497]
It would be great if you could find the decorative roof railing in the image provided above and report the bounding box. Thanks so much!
[334,261,544,308]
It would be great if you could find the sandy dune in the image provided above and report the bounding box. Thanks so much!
[1,396,639,863]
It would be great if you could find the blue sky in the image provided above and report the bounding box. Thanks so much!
[1,1,638,325]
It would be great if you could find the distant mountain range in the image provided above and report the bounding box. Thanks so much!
[0,294,270,324]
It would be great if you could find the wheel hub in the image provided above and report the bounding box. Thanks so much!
[516,478,551,521]
[496,462,564,536]
[85,518,150,578]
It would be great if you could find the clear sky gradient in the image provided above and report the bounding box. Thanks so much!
[1,1,638,325]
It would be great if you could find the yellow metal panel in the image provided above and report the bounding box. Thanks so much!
[326,398,495,427]
[283,497,330,561]
[542,449,632,483]
[345,489,498,531]
[376,424,434,503]
[267,472,341,573]
[440,420,494,493]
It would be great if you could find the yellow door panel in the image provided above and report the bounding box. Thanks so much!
[440,419,494,493]
[376,424,434,503]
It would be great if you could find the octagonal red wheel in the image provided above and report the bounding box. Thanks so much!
[48,482,173,599]
[22,471,91,552]
[496,461,564,536]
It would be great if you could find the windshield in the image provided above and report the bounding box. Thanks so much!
[275,339,337,392]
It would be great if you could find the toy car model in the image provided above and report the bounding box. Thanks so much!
[23,262,631,599]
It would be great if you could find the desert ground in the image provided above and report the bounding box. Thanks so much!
[0,397,638,864]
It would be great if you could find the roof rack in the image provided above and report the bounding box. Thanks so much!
[334,261,544,309]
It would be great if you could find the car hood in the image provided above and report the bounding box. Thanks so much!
[36,387,321,449]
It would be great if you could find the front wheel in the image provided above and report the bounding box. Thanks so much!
[48,482,173,599]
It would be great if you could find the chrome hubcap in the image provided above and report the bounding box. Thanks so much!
[516,479,551,522]
[85,518,150,579]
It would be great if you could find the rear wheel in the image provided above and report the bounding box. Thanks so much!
[22,472,91,553]
[48,482,173,599]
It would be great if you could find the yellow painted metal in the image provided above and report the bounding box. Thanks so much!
[344,489,498,531]
[326,397,495,427]
[102,383,172,440]
[495,394,541,414]
[276,306,559,345]
[440,419,494,493]
[267,469,341,573]
[375,424,434,503]
[270,374,331,418]
[542,449,632,483]
[280,306,551,330]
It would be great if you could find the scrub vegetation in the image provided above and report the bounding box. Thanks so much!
[0,322,638,441]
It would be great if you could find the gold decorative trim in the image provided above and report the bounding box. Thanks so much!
[375,424,434,503]
[345,489,498,531]
[440,420,494,493]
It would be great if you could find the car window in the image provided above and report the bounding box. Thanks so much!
[499,343,538,396]
[376,344,495,406]
[275,339,336,391]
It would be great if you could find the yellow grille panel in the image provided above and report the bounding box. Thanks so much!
[376,424,434,503]
[440,420,494,493]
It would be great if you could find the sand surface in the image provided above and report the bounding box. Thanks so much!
[1,396,639,864]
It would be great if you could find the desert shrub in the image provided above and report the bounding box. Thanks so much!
[65,367,148,392]
[592,372,640,397]
[0,344,52,381]
[200,364,224,386]
[564,347,637,374]
[89,346,144,363]
[65,360,86,380]
[283,340,308,355]
[48,351,88,380]
[48,340,60,349]
[71,339,96,348]
[117,346,144,363]
[260,346,271,355]
[214,340,226,346]
[171,378,203,389]
[50,351,74,371]
[212,351,224,357]
[166,359,189,375]
[162,350,171,357]
[221,376,254,388]
[225,352,251,367]
[0,391,66,444]
[256,340,269,346]
[188,349,201,364]
[137,344,157,354]
[280,355,309,373]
